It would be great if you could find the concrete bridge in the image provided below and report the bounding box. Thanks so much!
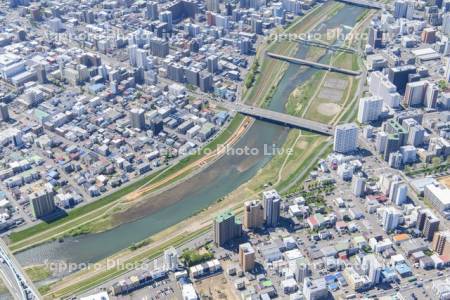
[335,0,384,9]
[296,38,356,54]
[266,52,361,76]
[219,102,334,136]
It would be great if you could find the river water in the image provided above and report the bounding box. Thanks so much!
[17,3,366,268]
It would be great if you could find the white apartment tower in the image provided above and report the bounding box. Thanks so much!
[358,96,383,124]
[382,207,401,232]
[263,189,281,227]
[333,123,358,154]
[164,247,178,271]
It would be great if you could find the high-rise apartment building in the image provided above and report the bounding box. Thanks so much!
[243,200,264,230]
[382,207,401,232]
[333,123,358,154]
[214,211,242,246]
[263,190,281,227]
[0,103,9,122]
[358,96,383,124]
[30,186,56,219]
[417,209,440,241]
[130,108,146,130]
[239,242,255,272]
[432,231,450,257]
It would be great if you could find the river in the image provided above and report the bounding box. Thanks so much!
[17,3,366,270]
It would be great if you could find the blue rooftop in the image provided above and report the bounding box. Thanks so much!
[325,274,336,283]
[395,263,411,275]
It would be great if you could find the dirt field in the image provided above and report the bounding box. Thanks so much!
[438,175,450,189]
[194,273,239,300]
[317,103,341,116]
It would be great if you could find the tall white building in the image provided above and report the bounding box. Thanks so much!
[136,49,148,70]
[333,123,358,154]
[443,13,450,35]
[369,71,401,108]
[164,247,178,271]
[362,254,382,285]
[128,45,137,66]
[263,189,281,227]
[375,131,388,154]
[159,10,173,31]
[303,278,328,300]
[445,57,450,83]
[382,207,401,232]
[389,179,407,206]
[400,145,417,164]
[357,96,383,124]
[353,176,366,197]
[404,81,427,107]
[424,82,439,109]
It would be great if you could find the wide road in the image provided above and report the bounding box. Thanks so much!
[0,239,40,300]
[0,264,22,300]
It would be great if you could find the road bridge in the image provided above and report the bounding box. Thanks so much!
[296,38,356,54]
[335,0,384,9]
[219,102,334,136]
[266,52,361,76]
[0,239,40,299]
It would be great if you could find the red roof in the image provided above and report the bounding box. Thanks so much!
[367,193,388,202]
[336,221,348,228]
[308,216,318,226]
[439,255,450,263]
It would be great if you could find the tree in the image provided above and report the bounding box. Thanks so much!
[432,156,442,166]
[438,80,448,91]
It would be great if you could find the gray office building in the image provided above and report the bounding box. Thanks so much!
[207,55,219,74]
[185,67,200,86]
[214,211,242,246]
[0,103,9,122]
[383,134,400,161]
[130,108,146,130]
[146,1,158,20]
[167,63,185,83]
[199,71,213,92]
[30,187,56,219]
[150,38,169,57]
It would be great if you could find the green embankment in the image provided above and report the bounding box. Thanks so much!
[25,265,53,282]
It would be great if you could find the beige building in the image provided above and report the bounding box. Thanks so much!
[243,200,264,230]
[432,231,450,257]
[239,242,255,272]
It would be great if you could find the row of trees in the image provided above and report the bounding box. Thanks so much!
[244,59,260,89]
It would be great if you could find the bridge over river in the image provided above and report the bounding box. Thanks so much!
[266,52,361,76]
[218,101,335,136]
